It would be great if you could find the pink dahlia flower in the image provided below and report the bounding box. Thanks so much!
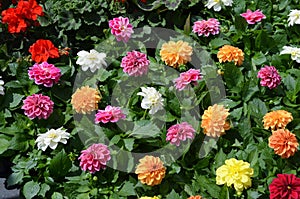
[95,105,126,124]
[78,143,111,173]
[22,94,54,119]
[109,16,134,42]
[240,9,266,25]
[121,50,150,76]
[166,122,195,146]
[174,69,202,91]
[28,62,61,87]
[257,66,281,89]
[192,18,220,37]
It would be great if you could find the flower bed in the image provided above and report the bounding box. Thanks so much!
[1,0,300,198]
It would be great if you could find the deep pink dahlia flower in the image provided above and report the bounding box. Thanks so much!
[240,9,266,25]
[166,122,195,146]
[22,94,54,119]
[95,105,126,124]
[121,50,150,76]
[174,69,202,91]
[28,62,61,87]
[192,18,220,37]
[257,66,281,89]
[109,16,133,42]
[78,143,111,173]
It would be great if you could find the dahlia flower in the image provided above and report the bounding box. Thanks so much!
[269,174,300,199]
[109,16,134,42]
[28,62,61,87]
[205,0,233,12]
[0,76,4,95]
[76,49,107,73]
[135,155,166,186]
[217,45,244,66]
[257,66,281,89]
[187,196,202,199]
[166,122,195,146]
[95,105,126,124]
[71,86,101,114]
[160,40,193,68]
[22,94,54,119]
[192,18,220,37]
[263,110,293,131]
[79,143,111,173]
[269,129,298,159]
[137,87,164,114]
[240,9,266,24]
[280,46,300,63]
[216,158,254,195]
[36,127,70,151]
[174,69,202,91]
[201,104,230,137]
[140,197,160,199]
[121,50,150,76]
[288,10,300,26]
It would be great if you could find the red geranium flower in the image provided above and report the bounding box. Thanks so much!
[269,174,300,199]
[1,8,27,33]
[29,39,60,63]
[16,0,44,21]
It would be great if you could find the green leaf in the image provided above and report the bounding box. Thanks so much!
[39,184,50,197]
[129,120,161,138]
[224,63,244,91]
[123,138,134,151]
[219,186,230,199]
[7,171,24,186]
[118,182,136,196]
[9,93,24,108]
[52,192,64,199]
[23,181,40,199]
[251,52,266,66]
[166,190,181,199]
[0,136,10,154]
[197,175,221,198]
[248,98,268,120]
[49,149,72,178]
[209,38,230,49]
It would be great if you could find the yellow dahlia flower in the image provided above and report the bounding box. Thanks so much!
[263,110,293,131]
[160,40,193,68]
[201,104,230,137]
[216,158,254,195]
[135,155,166,186]
[71,86,101,114]
[217,45,244,66]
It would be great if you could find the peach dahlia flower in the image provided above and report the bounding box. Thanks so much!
[160,40,193,68]
[135,155,166,186]
[263,110,293,131]
[71,86,101,114]
[201,104,230,137]
[217,45,244,66]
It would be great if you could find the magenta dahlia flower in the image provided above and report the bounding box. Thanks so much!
[192,18,220,37]
[166,122,195,146]
[174,69,202,91]
[257,66,281,89]
[22,94,54,119]
[240,9,266,25]
[28,62,61,87]
[109,16,134,42]
[78,143,111,173]
[121,50,150,76]
[95,105,126,124]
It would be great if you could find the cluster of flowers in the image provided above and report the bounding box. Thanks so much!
[1,0,43,33]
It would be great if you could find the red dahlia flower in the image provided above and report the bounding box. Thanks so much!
[269,174,300,199]
[29,39,60,63]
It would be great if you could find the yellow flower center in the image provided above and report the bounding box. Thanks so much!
[48,132,58,139]
[214,0,220,2]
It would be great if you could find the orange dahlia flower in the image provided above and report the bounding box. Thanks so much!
[135,155,166,186]
[263,110,293,131]
[188,195,202,199]
[217,45,244,66]
[201,104,230,137]
[71,86,101,114]
[269,129,298,158]
[160,40,193,68]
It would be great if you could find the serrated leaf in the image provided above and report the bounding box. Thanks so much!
[210,38,230,49]
[9,93,24,108]
[39,184,50,197]
[52,192,64,199]
[129,120,161,138]
[49,149,72,178]
[166,190,181,199]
